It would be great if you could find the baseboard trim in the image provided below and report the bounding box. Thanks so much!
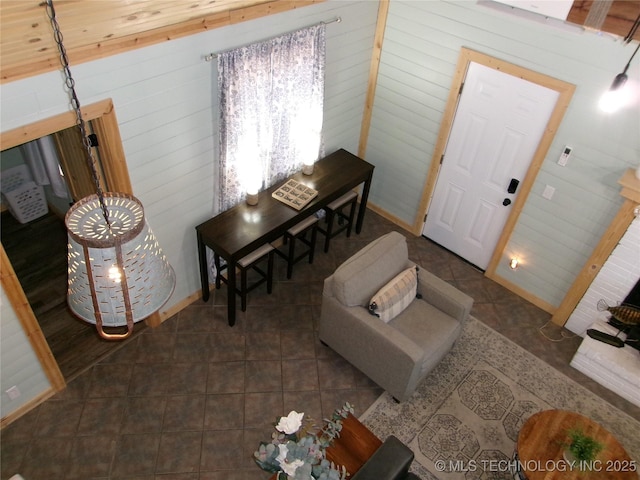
[146,288,210,327]
[487,271,557,314]
[1,387,56,429]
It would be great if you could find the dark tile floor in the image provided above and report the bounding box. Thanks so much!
[1,209,638,480]
[1,210,145,381]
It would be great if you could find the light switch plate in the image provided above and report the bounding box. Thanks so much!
[6,386,20,400]
[542,185,555,200]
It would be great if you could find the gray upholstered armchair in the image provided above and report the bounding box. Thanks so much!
[319,231,473,402]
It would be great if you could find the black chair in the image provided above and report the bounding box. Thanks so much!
[214,243,275,311]
[317,190,358,253]
[351,435,419,480]
[273,215,319,279]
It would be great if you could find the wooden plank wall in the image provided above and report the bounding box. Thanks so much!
[0,280,55,421]
[364,0,639,310]
[0,0,378,420]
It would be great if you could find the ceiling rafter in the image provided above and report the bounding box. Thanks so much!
[0,0,322,84]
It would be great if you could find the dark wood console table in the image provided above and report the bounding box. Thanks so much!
[196,148,375,326]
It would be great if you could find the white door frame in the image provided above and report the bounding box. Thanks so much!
[415,48,575,310]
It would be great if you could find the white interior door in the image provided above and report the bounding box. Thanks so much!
[422,62,559,269]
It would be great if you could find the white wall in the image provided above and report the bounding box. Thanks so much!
[0,0,378,420]
[366,0,639,308]
[0,288,52,419]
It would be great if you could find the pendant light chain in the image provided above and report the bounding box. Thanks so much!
[623,12,640,44]
[44,0,111,228]
[44,0,176,339]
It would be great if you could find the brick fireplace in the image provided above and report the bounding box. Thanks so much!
[566,215,640,335]
[567,169,640,407]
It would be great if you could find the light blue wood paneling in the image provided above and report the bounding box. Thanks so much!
[0,0,377,420]
[366,0,639,308]
[0,287,52,420]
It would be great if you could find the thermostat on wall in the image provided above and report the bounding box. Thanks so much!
[558,146,572,166]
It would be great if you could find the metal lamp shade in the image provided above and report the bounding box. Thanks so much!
[65,193,175,339]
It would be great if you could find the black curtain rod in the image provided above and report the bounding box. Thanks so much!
[204,16,341,62]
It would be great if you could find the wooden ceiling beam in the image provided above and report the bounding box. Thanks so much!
[0,0,322,84]
[568,1,640,40]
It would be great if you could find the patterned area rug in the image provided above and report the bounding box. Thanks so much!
[360,317,640,480]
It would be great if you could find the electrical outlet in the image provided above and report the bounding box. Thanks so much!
[542,185,555,200]
[6,385,21,400]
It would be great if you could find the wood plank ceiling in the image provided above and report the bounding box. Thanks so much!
[0,0,638,85]
[0,0,320,84]
[568,1,640,41]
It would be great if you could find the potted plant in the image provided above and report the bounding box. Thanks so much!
[563,427,604,470]
[254,403,355,479]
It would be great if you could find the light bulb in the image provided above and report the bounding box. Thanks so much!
[599,73,630,113]
[108,265,123,283]
[599,89,627,113]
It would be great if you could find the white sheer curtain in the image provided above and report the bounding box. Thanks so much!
[216,24,326,211]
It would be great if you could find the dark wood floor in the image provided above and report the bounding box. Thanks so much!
[1,210,146,381]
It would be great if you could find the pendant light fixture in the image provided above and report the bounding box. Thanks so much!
[46,0,176,340]
[599,14,640,113]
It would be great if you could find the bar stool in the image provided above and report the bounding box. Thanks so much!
[214,243,275,311]
[273,215,319,279]
[317,190,358,253]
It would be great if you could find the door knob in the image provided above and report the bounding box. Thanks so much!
[503,198,511,206]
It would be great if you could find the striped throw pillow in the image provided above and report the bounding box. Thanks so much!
[368,266,418,323]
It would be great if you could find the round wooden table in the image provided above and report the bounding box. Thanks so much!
[516,409,638,479]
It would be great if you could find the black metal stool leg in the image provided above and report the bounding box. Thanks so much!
[308,226,317,264]
[346,199,357,238]
[241,267,248,311]
[272,217,319,279]
[323,211,335,253]
[267,251,274,294]
[287,232,296,279]
[214,253,222,289]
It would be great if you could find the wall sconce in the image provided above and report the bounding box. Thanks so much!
[509,258,520,270]
[599,19,639,113]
